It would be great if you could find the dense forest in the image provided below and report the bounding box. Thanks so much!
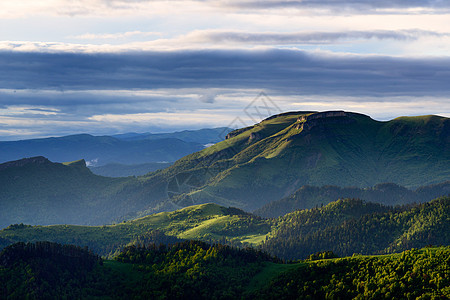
[252,247,450,299]
[262,197,449,260]
[1,241,448,299]
[0,241,102,299]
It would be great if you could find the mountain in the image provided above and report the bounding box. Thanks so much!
[0,127,232,166]
[140,111,449,211]
[1,197,448,260]
[0,157,152,228]
[113,127,232,144]
[254,181,450,218]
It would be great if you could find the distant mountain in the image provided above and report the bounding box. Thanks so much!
[0,157,151,228]
[0,127,232,166]
[113,127,232,144]
[254,181,450,218]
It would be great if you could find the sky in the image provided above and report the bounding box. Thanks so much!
[1,0,450,140]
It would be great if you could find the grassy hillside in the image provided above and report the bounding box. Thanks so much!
[1,197,448,261]
[0,203,270,257]
[1,241,448,299]
[141,111,450,211]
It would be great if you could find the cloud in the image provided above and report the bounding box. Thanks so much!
[2,0,450,19]
[70,31,161,40]
[1,49,450,97]
[199,91,217,103]
[185,29,449,45]
[225,0,450,14]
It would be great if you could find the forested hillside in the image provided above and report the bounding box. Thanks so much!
[1,241,448,299]
[262,197,449,259]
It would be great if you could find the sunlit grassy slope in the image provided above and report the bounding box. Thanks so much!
[146,111,449,211]
[0,203,270,257]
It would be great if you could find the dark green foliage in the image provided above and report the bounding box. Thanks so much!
[0,241,102,299]
[128,230,185,247]
[255,181,450,218]
[1,198,448,262]
[262,197,450,260]
[252,247,450,299]
[1,242,448,299]
[306,251,338,261]
[113,240,280,299]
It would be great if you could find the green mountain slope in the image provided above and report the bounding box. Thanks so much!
[142,111,449,211]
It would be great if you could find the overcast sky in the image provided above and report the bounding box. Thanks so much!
[1,0,449,140]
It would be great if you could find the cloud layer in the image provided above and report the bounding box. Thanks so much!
[1,49,449,97]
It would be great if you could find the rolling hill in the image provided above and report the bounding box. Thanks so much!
[1,197,448,260]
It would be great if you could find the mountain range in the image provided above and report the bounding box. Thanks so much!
[0,127,232,167]
[0,110,448,228]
